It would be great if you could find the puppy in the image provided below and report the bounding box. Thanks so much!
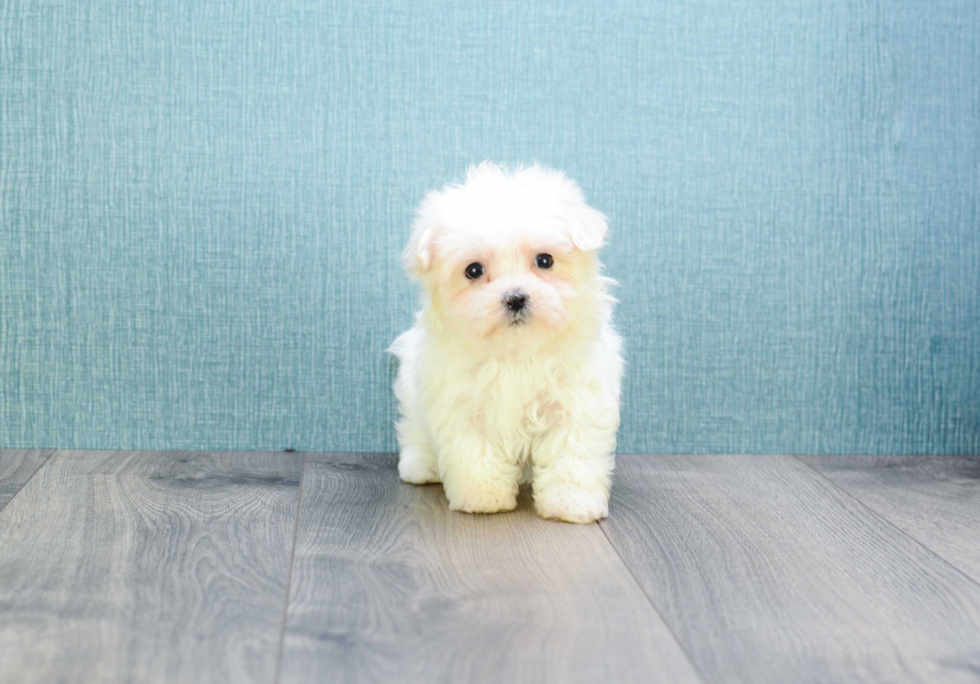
[389,162,623,523]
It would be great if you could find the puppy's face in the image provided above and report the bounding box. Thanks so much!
[432,235,586,338]
[404,164,608,343]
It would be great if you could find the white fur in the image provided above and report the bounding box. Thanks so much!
[389,162,624,524]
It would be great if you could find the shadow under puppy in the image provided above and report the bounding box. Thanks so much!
[390,162,623,523]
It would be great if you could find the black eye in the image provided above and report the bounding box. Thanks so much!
[535,253,554,269]
[464,262,485,280]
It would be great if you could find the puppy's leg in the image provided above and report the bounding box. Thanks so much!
[391,330,440,484]
[396,418,440,485]
[438,431,521,514]
[532,420,617,524]
[394,392,440,484]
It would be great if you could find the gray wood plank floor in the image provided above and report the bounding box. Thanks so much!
[800,454,980,583]
[279,452,702,684]
[0,450,304,684]
[0,449,52,511]
[0,449,978,684]
[599,454,980,684]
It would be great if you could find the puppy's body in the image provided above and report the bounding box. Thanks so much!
[391,163,623,523]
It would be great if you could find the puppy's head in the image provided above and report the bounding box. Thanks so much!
[404,162,609,344]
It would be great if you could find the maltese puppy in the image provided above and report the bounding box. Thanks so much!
[389,162,623,523]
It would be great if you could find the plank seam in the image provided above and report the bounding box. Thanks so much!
[273,450,308,684]
[0,449,56,514]
[597,513,710,684]
[787,453,980,593]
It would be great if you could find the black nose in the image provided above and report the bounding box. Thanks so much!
[504,292,529,313]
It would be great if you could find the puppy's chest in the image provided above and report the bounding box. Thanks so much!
[464,361,569,434]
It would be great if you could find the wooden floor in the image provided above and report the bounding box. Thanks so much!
[1,451,978,684]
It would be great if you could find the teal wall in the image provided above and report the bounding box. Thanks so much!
[2,1,978,454]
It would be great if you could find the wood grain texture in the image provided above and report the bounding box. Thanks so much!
[600,454,980,684]
[799,454,980,583]
[279,452,704,684]
[0,450,304,684]
[0,449,53,511]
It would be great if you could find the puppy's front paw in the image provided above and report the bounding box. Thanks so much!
[534,484,609,524]
[398,446,440,484]
[445,484,517,515]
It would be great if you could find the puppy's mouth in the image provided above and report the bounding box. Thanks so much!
[505,305,533,326]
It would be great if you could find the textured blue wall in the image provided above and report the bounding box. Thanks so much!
[1,1,978,454]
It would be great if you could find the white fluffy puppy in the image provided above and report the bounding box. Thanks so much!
[389,162,623,523]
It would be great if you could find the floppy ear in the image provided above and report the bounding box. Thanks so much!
[401,191,442,277]
[547,168,608,252]
[566,205,609,252]
[401,220,436,276]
